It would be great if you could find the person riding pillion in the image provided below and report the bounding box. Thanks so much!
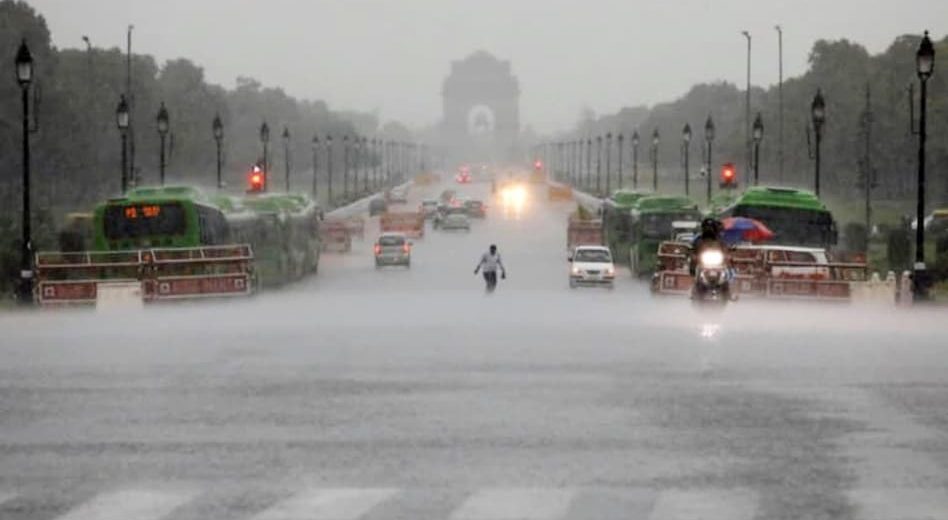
[474,244,506,286]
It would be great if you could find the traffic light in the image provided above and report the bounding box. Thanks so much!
[248,165,265,193]
[534,160,543,172]
[720,162,737,189]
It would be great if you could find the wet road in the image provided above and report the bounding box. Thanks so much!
[1,180,948,519]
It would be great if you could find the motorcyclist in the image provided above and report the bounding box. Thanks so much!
[689,218,734,300]
[474,244,506,290]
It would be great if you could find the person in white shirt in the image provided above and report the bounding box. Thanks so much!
[474,244,506,289]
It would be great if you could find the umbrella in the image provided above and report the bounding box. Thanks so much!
[720,217,774,244]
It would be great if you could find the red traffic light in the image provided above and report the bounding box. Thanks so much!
[248,165,265,193]
[534,160,543,171]
[720,162,737,188]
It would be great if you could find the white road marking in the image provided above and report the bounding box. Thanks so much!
[647,489,757,520]
[849,488,948,520]
[253,488,398,520]
[54,489,195,520]
[449,488,576,520]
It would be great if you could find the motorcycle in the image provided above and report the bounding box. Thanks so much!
[691,246,732,305]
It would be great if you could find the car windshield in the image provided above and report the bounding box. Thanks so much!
[575,249,611,262]
[378,235,405,246]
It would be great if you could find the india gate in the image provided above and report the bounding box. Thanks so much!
[439,50,521,164]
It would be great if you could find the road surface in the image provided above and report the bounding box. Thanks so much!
[1,180,947,520]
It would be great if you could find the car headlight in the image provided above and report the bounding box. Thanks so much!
[700,249,724,268]
[606,267,615,276]
[571,267,581,275]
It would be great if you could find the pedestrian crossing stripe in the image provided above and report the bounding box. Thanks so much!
[449,488,576,520]
[252,488,398,520]
[53,489,195,520]
[36,485,948,520]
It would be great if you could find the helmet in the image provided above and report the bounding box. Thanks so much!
[701,218,717,234]
[489,244,497,253]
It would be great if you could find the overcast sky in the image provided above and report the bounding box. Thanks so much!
[26,0,948,132]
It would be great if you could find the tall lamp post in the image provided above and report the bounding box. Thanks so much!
[752,113,763,186]
[212,114,223,190]
[117,96,130,194]
[156,102,169,186]
[585,138,592,189]
[617,133,625,189]
[595,135,603,195]
[651,129,660,192]
[312,136,320,200]
[742,30,752,178]
[682,124,691,197]
[605,133,613,195]
[632,130,640,190]
[326,135,334,205]
[260,122,270,192]
[362,136,370,192]
[282,127,291,192]
[811,89,825,197]
[914,31,935,300]
[704,116,715,204]
[15,40,34,304]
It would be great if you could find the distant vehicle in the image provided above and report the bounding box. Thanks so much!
[569,245,615,289]
[436,212,471,231]
[464,199,487,218]
[567,211,603,252]
[420,199,440,219]
[439,189,456,204]
[719,186,837,248]
[626,196,702,277]
[374,232,411,268]
[456,171,471,184]
[369,197,388,216]
[387,187,408,204]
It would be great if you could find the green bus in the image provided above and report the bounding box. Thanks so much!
[718,186,837,248]
[628,195,702,277]
[602,190,651,265]
[91,186,321,287]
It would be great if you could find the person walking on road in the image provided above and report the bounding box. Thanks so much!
[474,244,506,291]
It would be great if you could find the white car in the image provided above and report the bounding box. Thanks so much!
[569,246,616,288]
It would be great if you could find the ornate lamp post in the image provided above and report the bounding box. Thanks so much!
[595,135,603,195]
[15,40,34,304]
[913,31,935,301]
[651,129,660,192]
[704,116,715,204]
[752,113,763,186]
[260,122,270,192]
[605,133,613,195]
[617,133,624,189]
[811,89,825,197]
[682,123,692,196]
[312,135,320,199]
[156,102,169,185]
[632,130,640,189]
[282,127,291,192]
[326,135,334,205]
[212,114,223,190]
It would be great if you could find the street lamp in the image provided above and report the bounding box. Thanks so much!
[116,95,130,194]
[811,89,825,197]
[632,130,640,190]
[595,135,603,196]
[156,102,169,186]
[312,135,320,200]
[212,114,223,190]
[704,115,715,204]
[682,123,692,197]
[15,39,34,304]
[617,133,625,189]
[362,136,369,192]
[282,126,291,192]
[326,135,334,205]
[605,133,613,195]
[585,138,592,189]
[260,122,270,191]
[914,30,935,301]
[752,113,763,186]
[651,128,660,192]
[343,135,350,200]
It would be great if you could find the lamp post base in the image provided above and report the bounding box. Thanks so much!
[912,262,932,302]
[17,271,33,305]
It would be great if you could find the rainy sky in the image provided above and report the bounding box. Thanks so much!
[24,0,948,132]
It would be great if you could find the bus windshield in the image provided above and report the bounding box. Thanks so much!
[735,205,836,247]
[104,203,187,240]
[639,212,701,239]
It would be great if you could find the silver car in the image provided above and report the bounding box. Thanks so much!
[437,212,471,231]
[374,233,411,268]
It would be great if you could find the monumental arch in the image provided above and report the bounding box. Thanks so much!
[441,51,520,163]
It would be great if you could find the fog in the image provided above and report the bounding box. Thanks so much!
[26,0,948,131]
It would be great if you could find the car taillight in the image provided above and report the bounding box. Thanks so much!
[403,244,410,253]
[374,244,381,255]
